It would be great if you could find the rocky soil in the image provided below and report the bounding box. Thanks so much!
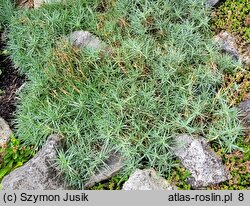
[0,33,25,126]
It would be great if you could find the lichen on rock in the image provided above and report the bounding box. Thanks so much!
[173,134,231,189]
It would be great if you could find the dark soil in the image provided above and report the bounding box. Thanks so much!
[0,33,25,126]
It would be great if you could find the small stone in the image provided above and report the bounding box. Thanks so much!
[238,99,250,129]
[33,0,44,8]
[0,117,12,148]
[15,0,33,8]
[84,152,123,189]
[122,169,176,190]
[68,31,107,51]
[173,134,231,189]
[33,0,62,8]
[206,0,220,7]
[215,31,250,65]
[1,134,68,190]
[245,16,250,27]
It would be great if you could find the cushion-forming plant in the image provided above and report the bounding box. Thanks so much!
[0,0,244,188]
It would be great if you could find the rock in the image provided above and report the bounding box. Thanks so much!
[245,16,250,27]
[0,117,12,164]
[0,117,12,148]
[207,0,220,7]
[238,99,250,129]
[68,31,108,51]
[215,31,250,65]
[1,134,67,190]
[84,152,123,189]
[33,0,62,8]
[15,0,61,8]
[215,31,240,59]
[33,0,44,8]
[15,0,33,8]
[122,169,176,190]
[173,134,231,189]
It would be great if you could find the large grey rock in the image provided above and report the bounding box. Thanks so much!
[2,134,67,190]
[122,169,176,190]
[207,0,220,7]
[0,117,12,148]
[238,99,250,129]
[84,152,123,189]
[215,31,250,65]
[173,134,231,189]
[68,31,107,51]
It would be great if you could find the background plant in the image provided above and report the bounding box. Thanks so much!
[167,160,191,190]
[211,0,250,55]
[209,136,250,190]
[210,0,250,105]
[90,175,129,190]
[0,135,36,182]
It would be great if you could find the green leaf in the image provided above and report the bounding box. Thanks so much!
[0,167,11,179]
[13,162,23,169]
[1,50,10,55]
[13,153,18,160]
[7,160,14,168]
[4,153,12,161]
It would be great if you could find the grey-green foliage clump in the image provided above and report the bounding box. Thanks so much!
[1,0,244,188]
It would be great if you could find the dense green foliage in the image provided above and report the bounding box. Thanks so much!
[0,0,244,189]
[0,135,36,182]
[211,0,250,47]
[90,175,128,190]
[211,0,250,104]
[167,161,191,190]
